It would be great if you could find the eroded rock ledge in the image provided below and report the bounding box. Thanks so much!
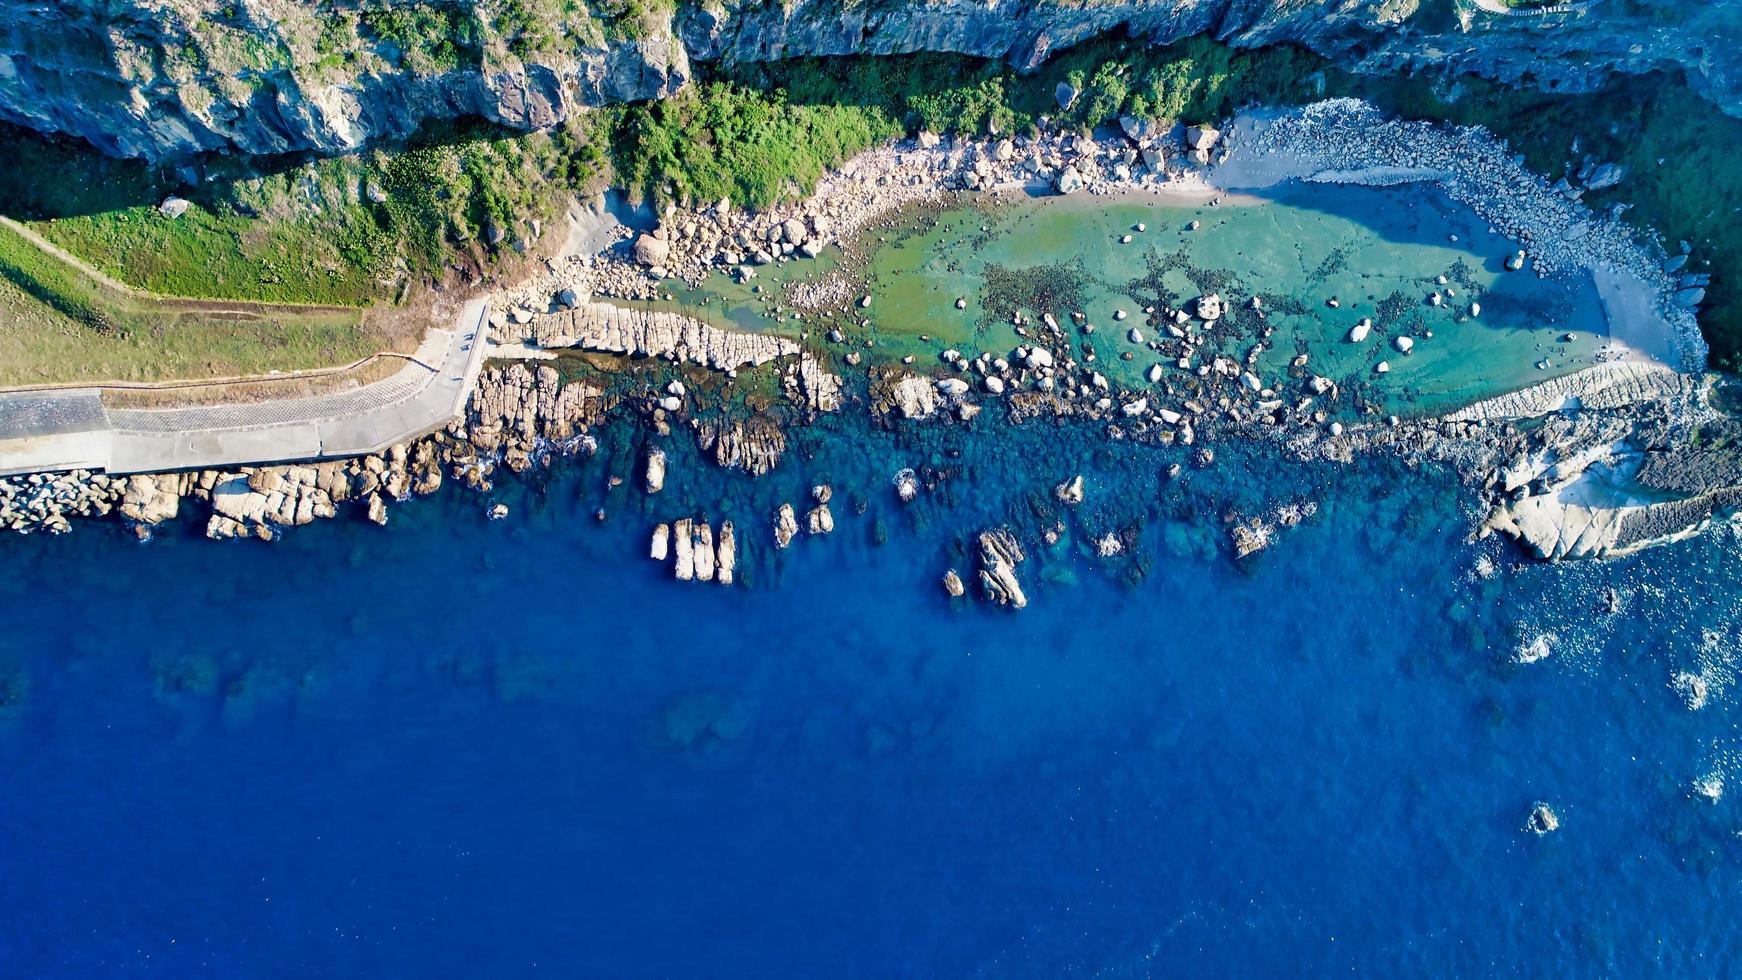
[530,302,800,372]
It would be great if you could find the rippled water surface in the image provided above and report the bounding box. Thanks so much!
[1,415,1739,975]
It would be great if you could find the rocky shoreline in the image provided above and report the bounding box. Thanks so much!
[4,101,1738,595]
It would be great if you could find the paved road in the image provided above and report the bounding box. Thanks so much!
[0,298,490,477]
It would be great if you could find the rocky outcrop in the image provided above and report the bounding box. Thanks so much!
[885,374,939,420]
[805,484,834,535]
[206,467,339,539]
[5,0,1740,164]
[790,355,843,413]
[1483,446,1742,562]
[977,527,1028,609]
[119,473,183,525]
[773,502,798,549]
[694,414,787,477]
[465,362,611,472]
[532,302,799,371]
[1442,362,1698,422]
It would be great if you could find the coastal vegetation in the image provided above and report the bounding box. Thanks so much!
[0,220,389,386]
[1,33,1738,379]
[0,116,609,306]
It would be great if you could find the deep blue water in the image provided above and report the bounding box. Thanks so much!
[2,418,1740,976]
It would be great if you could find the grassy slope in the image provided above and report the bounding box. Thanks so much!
[0,221,380,386]
[1,117,610,306]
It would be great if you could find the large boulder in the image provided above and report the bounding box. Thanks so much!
[977,528,1028,609]
[1196,293,1224,321]
[890,375,938,419]
[1185,124,1221,151]
[1584,162,1625,190]
[1185,124,1221,164]
[633,233,669,268]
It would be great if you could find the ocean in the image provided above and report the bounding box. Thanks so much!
[1,413,1737,975]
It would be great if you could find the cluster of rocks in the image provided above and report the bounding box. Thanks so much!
[623,123,1220,291]
[772,484,836,548]
[869,281,1326,445]
[0,446,445,541]
[0,361,623,540]
[651,517,737,585]
[488,118,1215,327]
[468,362,612,473]
[1,470,128,533]
[1229,499,1320,559]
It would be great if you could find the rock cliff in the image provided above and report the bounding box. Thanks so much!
[2,0,1737,163]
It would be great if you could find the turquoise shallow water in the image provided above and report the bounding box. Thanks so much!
[652,181,1611,416]
[2,414,1740,975]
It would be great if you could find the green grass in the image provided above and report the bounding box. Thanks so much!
[0,221,382,386]
[612,83,901,210]
[608,37,1329,212]
[1,116,609,307]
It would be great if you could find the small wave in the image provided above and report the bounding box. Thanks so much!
[1515,632,1558,664]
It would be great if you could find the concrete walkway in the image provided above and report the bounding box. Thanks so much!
[1470,0,1598,16]
[0,299,490,477]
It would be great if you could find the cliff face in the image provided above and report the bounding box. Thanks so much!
[1,0,1736,162]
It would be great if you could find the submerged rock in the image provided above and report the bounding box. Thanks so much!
[1525,802,1560,835]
